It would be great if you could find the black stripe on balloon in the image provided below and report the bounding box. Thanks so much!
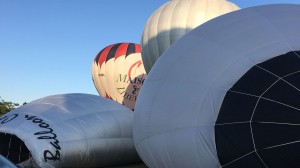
[215,51,300,167]
[125,43,136,58]
[94,49,104,65]
[106,43,122,62]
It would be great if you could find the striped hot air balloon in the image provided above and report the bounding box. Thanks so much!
[92,43,147,110]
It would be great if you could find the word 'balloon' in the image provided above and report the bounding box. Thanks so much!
[0,94,140,167]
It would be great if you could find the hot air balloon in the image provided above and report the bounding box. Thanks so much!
[92,43,147,110]
[141,0,240,73]
[134,4,300,168]
[0,93,141,167]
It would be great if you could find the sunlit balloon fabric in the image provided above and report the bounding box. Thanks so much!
[141,0,239,73]
[134,4,300,168]
[0,94,140,167]
[92,43,147,110]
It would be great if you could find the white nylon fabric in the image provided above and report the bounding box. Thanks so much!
[134,4,300,168]
[141,0,240,73]
[0,93,140,167]
[92,58,109,97]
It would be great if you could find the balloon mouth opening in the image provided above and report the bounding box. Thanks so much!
[0,133,31,165]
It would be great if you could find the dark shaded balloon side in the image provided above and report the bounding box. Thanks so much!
[216,51,300,168]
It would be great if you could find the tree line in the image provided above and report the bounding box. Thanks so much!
[0,97,25,116]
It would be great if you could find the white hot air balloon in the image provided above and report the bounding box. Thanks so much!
[0,94,141,167]
[134,4,300,168]
[141,0,240,73]
[92,43,147,110]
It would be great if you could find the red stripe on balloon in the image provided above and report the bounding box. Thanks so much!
[99,44,115,68]
[115,43,129,61]
[135,44,141,53]
[105,92,110,98]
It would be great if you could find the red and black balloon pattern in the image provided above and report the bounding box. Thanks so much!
[92,43,147,110]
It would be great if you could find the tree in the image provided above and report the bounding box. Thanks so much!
[0,97,19,116]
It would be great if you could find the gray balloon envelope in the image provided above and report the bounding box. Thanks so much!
[134,4,300,168]
[0,93,140,167]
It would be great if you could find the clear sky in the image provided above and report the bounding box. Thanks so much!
[1,0,300,105]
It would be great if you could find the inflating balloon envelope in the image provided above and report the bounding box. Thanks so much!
[134,4,300,168]
[0,93,140,167]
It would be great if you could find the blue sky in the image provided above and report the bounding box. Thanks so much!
[1,0,300,104]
